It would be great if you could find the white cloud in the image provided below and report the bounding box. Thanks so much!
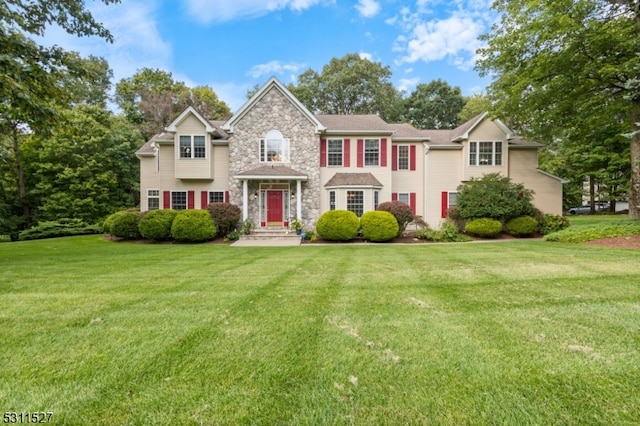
[397,77,420,93]
[358,52,373,61]
[355,0,381,18]
[247,61,307,79]
[184,0,333,23]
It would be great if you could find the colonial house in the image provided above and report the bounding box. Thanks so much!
[136,77,564,231]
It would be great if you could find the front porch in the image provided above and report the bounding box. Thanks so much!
[232,226,302,246]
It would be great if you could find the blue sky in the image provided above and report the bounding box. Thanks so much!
[43,0,497,112]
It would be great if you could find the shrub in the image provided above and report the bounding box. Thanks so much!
[316,210,360,241]
[416,220,472,242]
[360,211,399,242]
[102,212,120,235]
[456,173,535,222]
[465,218,503,238]
[171,210,217,242]
[19,219,101,241]
[506,216,538,237]
[110,210,142,240]
[377,201,414,235]
[540,214,570,235]
[544,220,640,243]
[138,209,179,241]
[206,203,241,237]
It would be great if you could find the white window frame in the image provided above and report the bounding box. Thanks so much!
[398,145,410,170]
[329,190,336,211]
[171,191,187,210]
[346,190,365,217]
[209,191,225,203]
[147,189,160,210]
[260,130,290,163]
[373,190,379,210]
[327,139,343,167]
[364,139,380,166]
[469,141,503,166]
[448,191,459,209]
[398,192,410,205]
[179,135,206,159]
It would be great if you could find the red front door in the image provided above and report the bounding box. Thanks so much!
[267,191,283,224]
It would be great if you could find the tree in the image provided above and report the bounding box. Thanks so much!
[458,94,492,123]
[115,68,231,139]
[403,80,466,129]
[476,0,640,218]
[288,54,404,122]
[0,0,119,231]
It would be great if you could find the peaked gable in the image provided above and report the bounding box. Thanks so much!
[165,106,215,133]
[222,77,326,134]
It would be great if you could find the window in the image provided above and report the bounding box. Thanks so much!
[374,191,379,210]
[327,139,343,166]
[209,191,225,203]
[260,130,289,162]
[172,191,187,210]
[179,135,206,158]
[364,139,379,166]
[398,193,410,205]
[329,191,336,210]
[470,141,502,166]
[346,191,364,217]
[448,192,459,208]
[398,145,409,170]
[147,189,159,210]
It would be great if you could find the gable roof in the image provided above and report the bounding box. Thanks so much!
[166,106,215,133]
[222,77,326,134]
[316,115,394,135]
[324,173,383,188]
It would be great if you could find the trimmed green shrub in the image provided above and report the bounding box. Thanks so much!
[456,173,535,222]
[540,214,570,235]
[360,211,399,242]
[316,210,360,241]
[465,218,503,238]
[416,220,472,242]
[506,216,538,237]
[102,212,120,235]
[171,209,217,242]
[19,219,101,241]
[110,210,142,240]
[207,203,241,237]
[377,200,414,235]
[139,209,179,241]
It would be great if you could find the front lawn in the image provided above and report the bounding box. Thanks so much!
[1,236,639,425]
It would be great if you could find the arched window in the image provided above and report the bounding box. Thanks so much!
[260,130,290,163]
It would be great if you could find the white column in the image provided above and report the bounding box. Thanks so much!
[296,179,302,220]
[242,179,249,221]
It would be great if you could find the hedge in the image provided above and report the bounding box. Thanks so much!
[171,210,217,242]
[506,216,538,237]
[465,218,502,238]
[139,209,179,241]
[360,211,399,242]
[316,210,360,241]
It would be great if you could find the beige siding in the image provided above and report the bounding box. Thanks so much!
[463,119,508,181]
[424,148,463,227]
[509,149,563,215]
[391,142,425,217]
[175,115,212,179]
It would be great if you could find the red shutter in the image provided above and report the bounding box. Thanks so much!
[320,139,327,167]
[344,139,350,167]
[163,191,171,209]
[357,139,364,168]
[441,192,448,219]
[392,145,398,171]
[410,193,416,215]
[392,192,398,201]
[410,145,417,171]
[201,191,209,209]
[380,138,387,167]
[224,191,229,203]
[188,191,195,209]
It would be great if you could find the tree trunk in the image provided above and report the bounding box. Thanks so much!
[630,100,640,219]
[11,124,31,227]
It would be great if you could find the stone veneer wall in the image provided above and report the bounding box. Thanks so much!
[228,87,321,227]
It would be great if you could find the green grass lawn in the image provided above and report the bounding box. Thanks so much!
[1,235,639,425]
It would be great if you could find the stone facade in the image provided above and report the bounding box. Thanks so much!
[227,86,321,226]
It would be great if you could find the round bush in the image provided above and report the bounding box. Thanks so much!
[540,214,570,235]
[110,210,142,240]
[360,211,399,242]
[316,210,360,241]
[376,200,414,235]
[465,218,503,238]
[102,212,120,235]
[506,215,538,237]
[139,209,179,241]
[206,202,241,237]
[171,210,217,242]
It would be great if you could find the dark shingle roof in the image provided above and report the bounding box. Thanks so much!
[316,115,393,133]
[235,165,308,178]
[324,173,383,187]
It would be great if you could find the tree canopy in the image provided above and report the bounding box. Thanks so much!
[403,80,466,129]
[476,0,640,218]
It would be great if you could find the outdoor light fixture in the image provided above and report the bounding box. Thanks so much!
[291,192,296,199]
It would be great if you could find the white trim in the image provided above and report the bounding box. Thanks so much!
[537,169,569,184]
[327,138,344,167]
[166,106,215,133]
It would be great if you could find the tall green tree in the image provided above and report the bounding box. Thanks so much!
[403,80,466,129]
[458,94,492,123]
[115,68,231,139]
[288,53,404,122]
[24,105,143,223]
[0,0,119,230]
[476,0,640,218]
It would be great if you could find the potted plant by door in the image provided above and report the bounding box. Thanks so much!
[290,219,302,235]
